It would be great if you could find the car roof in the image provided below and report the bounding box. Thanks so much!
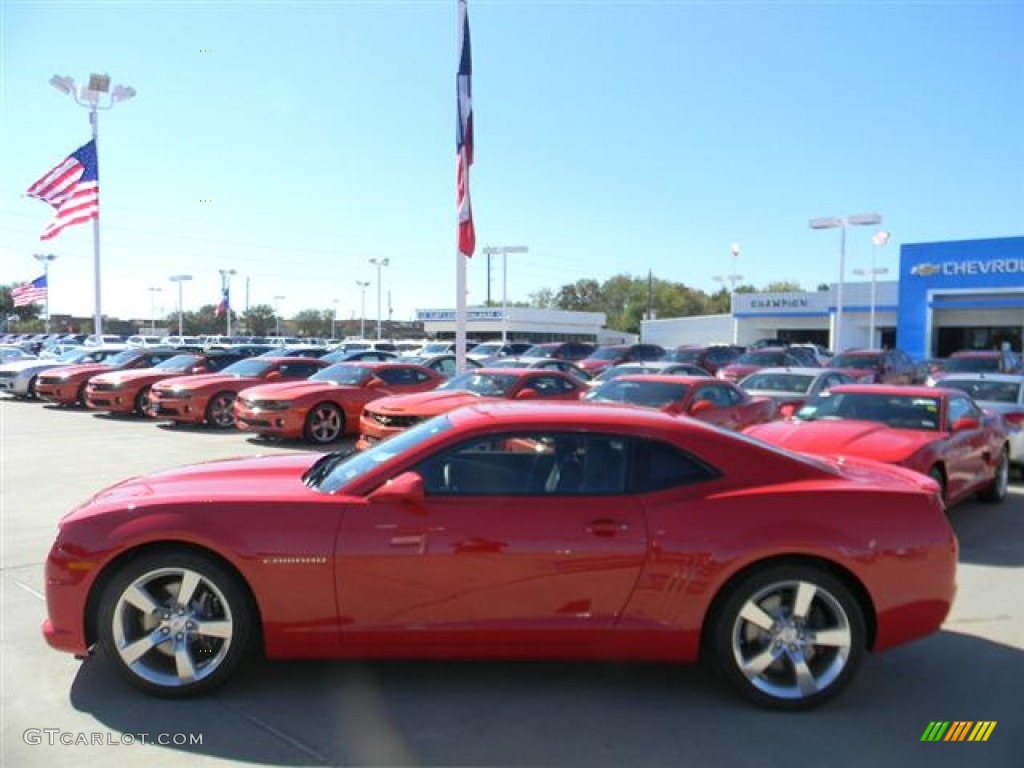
[742,366,836,376]
[826,384,948,397]
[936,372,1024,383]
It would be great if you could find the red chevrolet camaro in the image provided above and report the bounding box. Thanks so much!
[35,348,180,407]
[584,374,777,430]
[357,368,587,449]
[44,402,955,709]
[744,384,1010,507]
[233,361,444,444]
[149,357,329,428]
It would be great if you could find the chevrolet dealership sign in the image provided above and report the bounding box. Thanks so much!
[910,258,1024,277]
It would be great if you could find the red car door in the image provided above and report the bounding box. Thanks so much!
[942,395,993,501]
[335,432,647,649]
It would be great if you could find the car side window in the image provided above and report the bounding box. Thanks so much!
[693,384,724,406]
[946,396,979,430]
[630,438,720,492]
[531,375,572,396]
[415,433,628,496]
[377,368,414,386]
[280,362,322,378]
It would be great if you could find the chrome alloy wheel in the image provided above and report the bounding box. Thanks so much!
[206,392,236,428]
[306,403,343,443]
[730,579,852,701]
[110,566,234,689]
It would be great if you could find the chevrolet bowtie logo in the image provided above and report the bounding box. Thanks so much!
[910,263,941,277]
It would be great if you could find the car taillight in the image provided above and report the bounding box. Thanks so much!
[1003,412,1024,427]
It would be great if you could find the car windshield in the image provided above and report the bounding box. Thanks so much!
[736,351,787,366]
[585,379,689,408]
[310,364,373,385]
[667,348,701,363]
[830,354,881,369]
[741,373,815,394]
[943,356,1000,372]
[941,378,1021,404]
[588,347,625,361]
[311,415,455,494]
[595,364,649,382]
[439,371,517,395]
[795,392,941,430]
[469,343,502,356]
[59,348,93,363]
[221,359,273,377]
[105,349,143,366]
[420,343,452,355]
[155,355,200,372]
[521,345,555,358]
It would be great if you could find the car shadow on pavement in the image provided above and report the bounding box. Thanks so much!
[69,631,1022,767]
[948,497,1024,567]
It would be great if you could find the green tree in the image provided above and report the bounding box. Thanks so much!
[242,304,277,335]
[294,309,331,337]
[528,287,557,309]
[555,278,603,311]
[763,281,803,293]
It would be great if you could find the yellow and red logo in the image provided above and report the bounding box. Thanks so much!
[921,721,996,742]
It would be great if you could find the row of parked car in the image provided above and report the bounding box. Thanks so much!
[2,335,1021,511]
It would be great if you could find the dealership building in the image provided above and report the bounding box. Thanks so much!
[643,236,1024,360]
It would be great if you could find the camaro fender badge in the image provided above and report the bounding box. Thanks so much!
[261,556,328,565]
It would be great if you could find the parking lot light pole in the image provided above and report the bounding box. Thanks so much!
[482,245,529,343]
[168,275,192,337]
[273,295,286,337]
[33,253,58,333]
[712,243,743,344]
[852,230,891,348]
[218,268,237,336]
[809,214,882,353]
[369,258,389,340]
[148,286,162,333]
[355,280,370,339]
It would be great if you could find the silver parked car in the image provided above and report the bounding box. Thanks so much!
[738,367,855,418]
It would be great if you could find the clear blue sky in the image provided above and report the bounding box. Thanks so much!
[2,1,1022,326]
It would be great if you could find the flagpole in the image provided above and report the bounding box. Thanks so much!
[89,107,103,337]
[33,253,58,333]
[455,0,474,374]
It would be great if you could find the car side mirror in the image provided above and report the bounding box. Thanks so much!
[689,399,716,415]
[191,364,207,374]
[368,471,425,504]
[265,371,282,380]
[515,388,538,400]
[951,416,979,432]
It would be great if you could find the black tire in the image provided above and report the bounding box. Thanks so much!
[27,376,39,399]
[96,550,254,697]
[134,386,153,416]
[77,383,89,408]
[709,564,866,710]
[205,391,237,428]
[978,446,1010,504]
[928,466,946,505]
[303,403,344,444]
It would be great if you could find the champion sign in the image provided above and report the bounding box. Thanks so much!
[910,258,1024,277]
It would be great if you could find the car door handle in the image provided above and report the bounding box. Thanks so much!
[586,519,630,537]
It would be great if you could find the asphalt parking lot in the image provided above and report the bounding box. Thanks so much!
[2,399,1021,767]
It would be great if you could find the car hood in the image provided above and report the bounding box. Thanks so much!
[67,454,323,519]
[0,359,64,374]
[43,363,111,379]
[745,419,937,462]
[368,389,486,415]
[154,372,252,391]
[241,380,357,400]
[92,368,185,385]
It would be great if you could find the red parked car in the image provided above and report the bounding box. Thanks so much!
[44,401,955,708]
[35,348,179,407]
[584,374,776,431]
[827,348,917,385]
[357,368,586,449]
[577,344,666,375]
[744,384,1010,507]
[234,361,444,444]
[85,353,248,416]
[149,356,329,428]
[716,348,804,382]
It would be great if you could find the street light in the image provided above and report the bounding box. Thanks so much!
[368,258,390,340]
[273,295,286,337]
[50,72,136,337]
[482,245,529,342]
[809,213,882,352]
[331,298,339,340]
[355,280,370,339]
[147,286,163,333]
[852,230,891,348]
[168,275,192,337]
[712,243,743,344]
[32,253,58,333]
[218,268,237,336]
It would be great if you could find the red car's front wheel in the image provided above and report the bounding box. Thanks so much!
[304,403,344,444]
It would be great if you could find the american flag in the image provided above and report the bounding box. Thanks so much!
[12,275,48,307]
[26,140,100,241]
[216,288,229,317]
[456,0,475,257]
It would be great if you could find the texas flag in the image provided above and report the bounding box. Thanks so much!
[215,288,229,317]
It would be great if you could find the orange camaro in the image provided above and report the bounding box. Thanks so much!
[35,348,179,406]
[233,361,444,444]
[149,356,329,428]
